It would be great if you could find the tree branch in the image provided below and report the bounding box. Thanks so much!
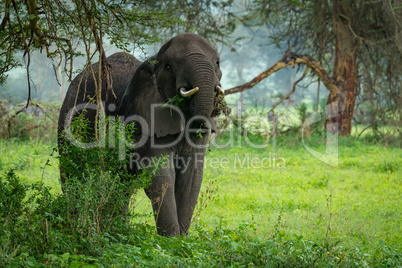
[12,0,32,107]
[27,0,47,45]
[269,67,309,112]
[82,0,113,101]
[0,0,11,32]
[224,52,290,95]
[224,51,337,95]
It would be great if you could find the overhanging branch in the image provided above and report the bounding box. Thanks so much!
[224,51,336,95]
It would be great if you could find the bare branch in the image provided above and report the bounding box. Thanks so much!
[11,0,32,107]
[224,52,289,95]
[269,67,309,112]
[224,51,336,96]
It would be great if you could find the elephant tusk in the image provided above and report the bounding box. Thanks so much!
[180,87,199,97]
[216,85,224,95]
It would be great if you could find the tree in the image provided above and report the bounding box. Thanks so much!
[0,0,181,107]
[225,0,402,136]
[134,0,236,48]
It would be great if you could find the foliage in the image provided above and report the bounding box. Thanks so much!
[240,0,402,136]
[0,169,26,226]
[0,99,59,141]
[248,0,402,71]
[212,91,231,117]
[138,0,236,47]
[0,0,185,108]
[7,221,399,267]
[162,93,191,115]
[163,91,230,118]
[0,114,158,265]
[295,102,308,125]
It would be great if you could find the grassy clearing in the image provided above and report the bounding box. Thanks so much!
[134,134,402,247]
[0,135,401,266]
[0,139,60,191]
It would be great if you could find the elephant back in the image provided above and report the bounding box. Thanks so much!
[58,52,141,139]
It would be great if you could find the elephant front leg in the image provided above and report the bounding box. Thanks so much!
[175,151,206,235]
[144,165,180,237]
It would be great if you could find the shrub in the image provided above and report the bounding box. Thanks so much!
[0,100,59,141]
[0,113,157,265]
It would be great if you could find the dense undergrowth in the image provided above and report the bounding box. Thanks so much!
[1,165,401,267]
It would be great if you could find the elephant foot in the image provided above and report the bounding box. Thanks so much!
[157,228,180,237]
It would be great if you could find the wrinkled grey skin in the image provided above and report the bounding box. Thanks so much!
[58,34,222,236]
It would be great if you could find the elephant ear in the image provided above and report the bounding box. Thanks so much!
[119,56,184,138]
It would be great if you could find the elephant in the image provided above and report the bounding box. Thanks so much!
[58,33,226,236]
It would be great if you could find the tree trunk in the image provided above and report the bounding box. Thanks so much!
[326,0,358,136]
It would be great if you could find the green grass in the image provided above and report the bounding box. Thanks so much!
[1,135,401,266]
[0,138,60,191]
[133,135,401,247]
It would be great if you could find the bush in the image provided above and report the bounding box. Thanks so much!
[0,113,157,265]
[0,99,59,141]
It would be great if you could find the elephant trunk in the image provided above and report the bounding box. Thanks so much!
[185,55,216,119]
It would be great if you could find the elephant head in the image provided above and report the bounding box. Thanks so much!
[120,33,223,138]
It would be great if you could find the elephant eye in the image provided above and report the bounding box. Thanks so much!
[165,64,171,71]
[216,61,220,68]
